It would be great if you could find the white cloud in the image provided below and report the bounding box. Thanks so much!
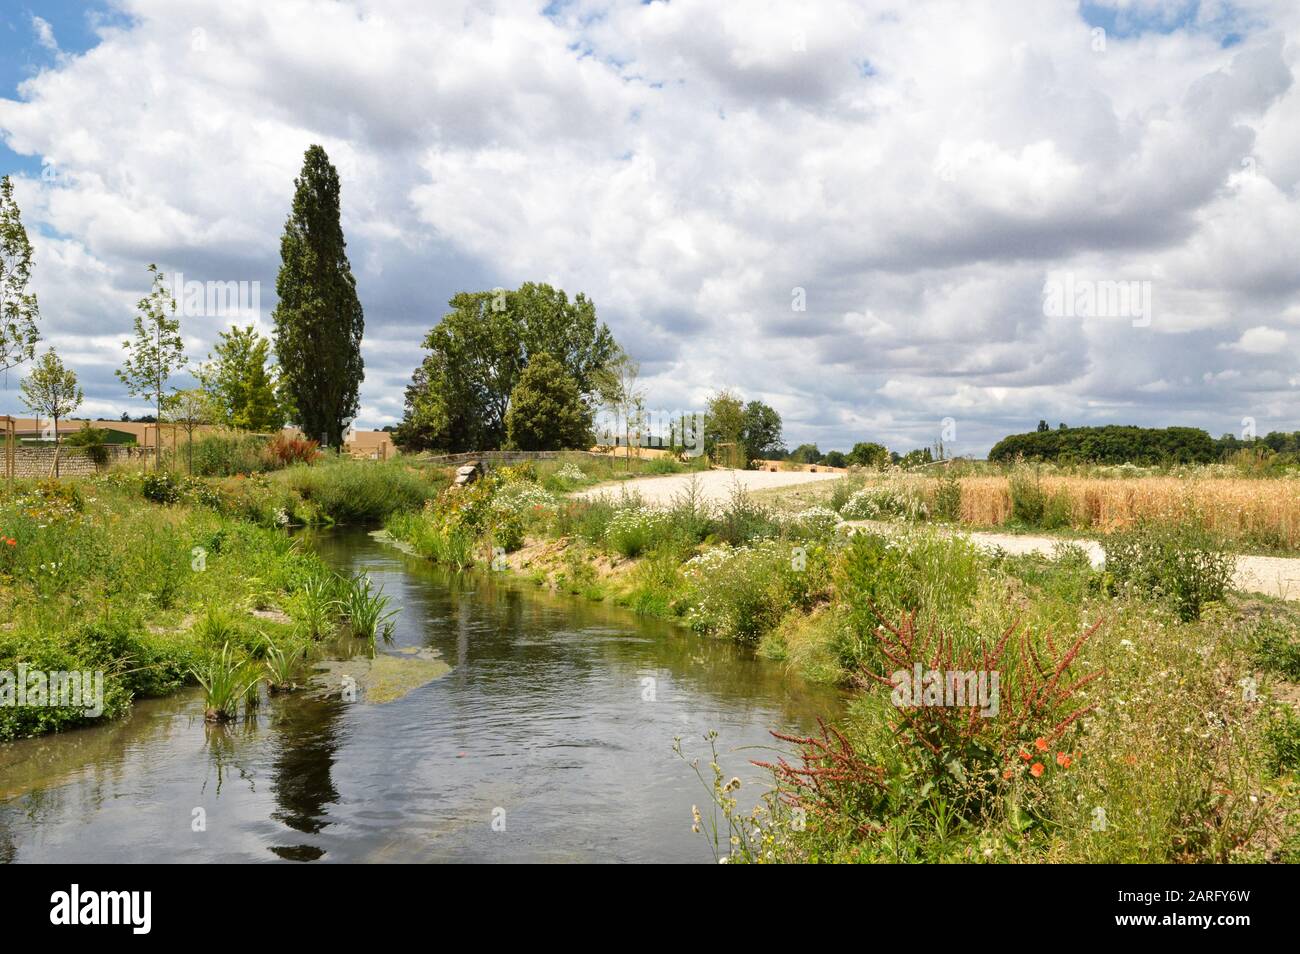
[1225,325,1288,354]
[31,16,58,53]
[1,0,1298,450]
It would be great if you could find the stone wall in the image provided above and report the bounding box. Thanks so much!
[5,443,139,479]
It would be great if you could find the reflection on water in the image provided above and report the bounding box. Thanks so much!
[0,529,843,862]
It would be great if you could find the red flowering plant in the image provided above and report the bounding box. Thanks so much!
[0,527,15,576]
[758,607,1105,835]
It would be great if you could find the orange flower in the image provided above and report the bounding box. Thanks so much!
[1056,752,1072,768]
[1030,763,1044,778]
[1002,768,1014,780]
[1124,754,1138,766]
[1034,737,1048,752]
[1019,749,1031,762]
[4,538,14,547]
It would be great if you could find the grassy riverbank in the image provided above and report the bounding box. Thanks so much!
[385,463,1300,863]
[0,459,442,739]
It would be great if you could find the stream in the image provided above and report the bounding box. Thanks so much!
[0,528,843,863]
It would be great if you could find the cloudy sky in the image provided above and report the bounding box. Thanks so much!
[1,0,1297,455]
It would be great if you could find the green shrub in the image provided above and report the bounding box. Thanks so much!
[1264,705,1300,775]
[64,425,112,469]
[787,506,842,539]
[493,511,526,552]
[839,486,928,522]
[622,549,687,618]
[832,530,983,672]
[714,485,781,545]
[1009,470,1046,525]
[142,471,182,504]
[932,472,962,522]
[1102,518,1234,621]
[1253,622,1300,680]
[546,498,611,547]
[190,642,261,722]
[190,434,270,477]
[287,570,344,637]
[683,540,831,641]
[1039,489,1073,530]
[275,460,440,522]
[605,506,669,558]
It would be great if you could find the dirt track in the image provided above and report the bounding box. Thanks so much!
[575,468,842,505]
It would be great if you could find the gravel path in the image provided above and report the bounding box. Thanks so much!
[841,521,1300,601]
[575,468,842,506]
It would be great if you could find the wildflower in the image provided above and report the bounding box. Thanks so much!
[1019,749,1031,762]
[1056,752,1072,768]
[1034,737,1048,752]
[4,538,14,547]
[1030,763,1044,778]
[1002,768,1013,780]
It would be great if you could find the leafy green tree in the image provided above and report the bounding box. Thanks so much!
[848,441,889,468]
[704,389,745,466]
[989,425,1216,465]
[505,353,593,450]
[741,400,784,463]
[397,283,617,452]
[200,325,285,431]
[789,443,822,464]
[0,175,40,372]
[272,145,365,448]
[823,450,847,468]
[64,424,111,471]
[20,349,82,477]
[117,265,186,468]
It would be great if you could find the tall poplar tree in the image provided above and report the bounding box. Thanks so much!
[271,145,364,448]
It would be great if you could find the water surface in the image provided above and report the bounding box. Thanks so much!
[0,529,842,863]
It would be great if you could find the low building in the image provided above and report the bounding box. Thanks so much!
[344,429,396,460]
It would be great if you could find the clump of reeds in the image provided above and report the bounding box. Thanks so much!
[191,642,262,722]
[336,572,399,641]
[261,634,306,692]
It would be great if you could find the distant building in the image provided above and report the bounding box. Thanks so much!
[342,428,396,460]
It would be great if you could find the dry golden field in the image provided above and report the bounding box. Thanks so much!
[911,474,1300,549]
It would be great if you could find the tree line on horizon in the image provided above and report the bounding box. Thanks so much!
[989,422,1300,466]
